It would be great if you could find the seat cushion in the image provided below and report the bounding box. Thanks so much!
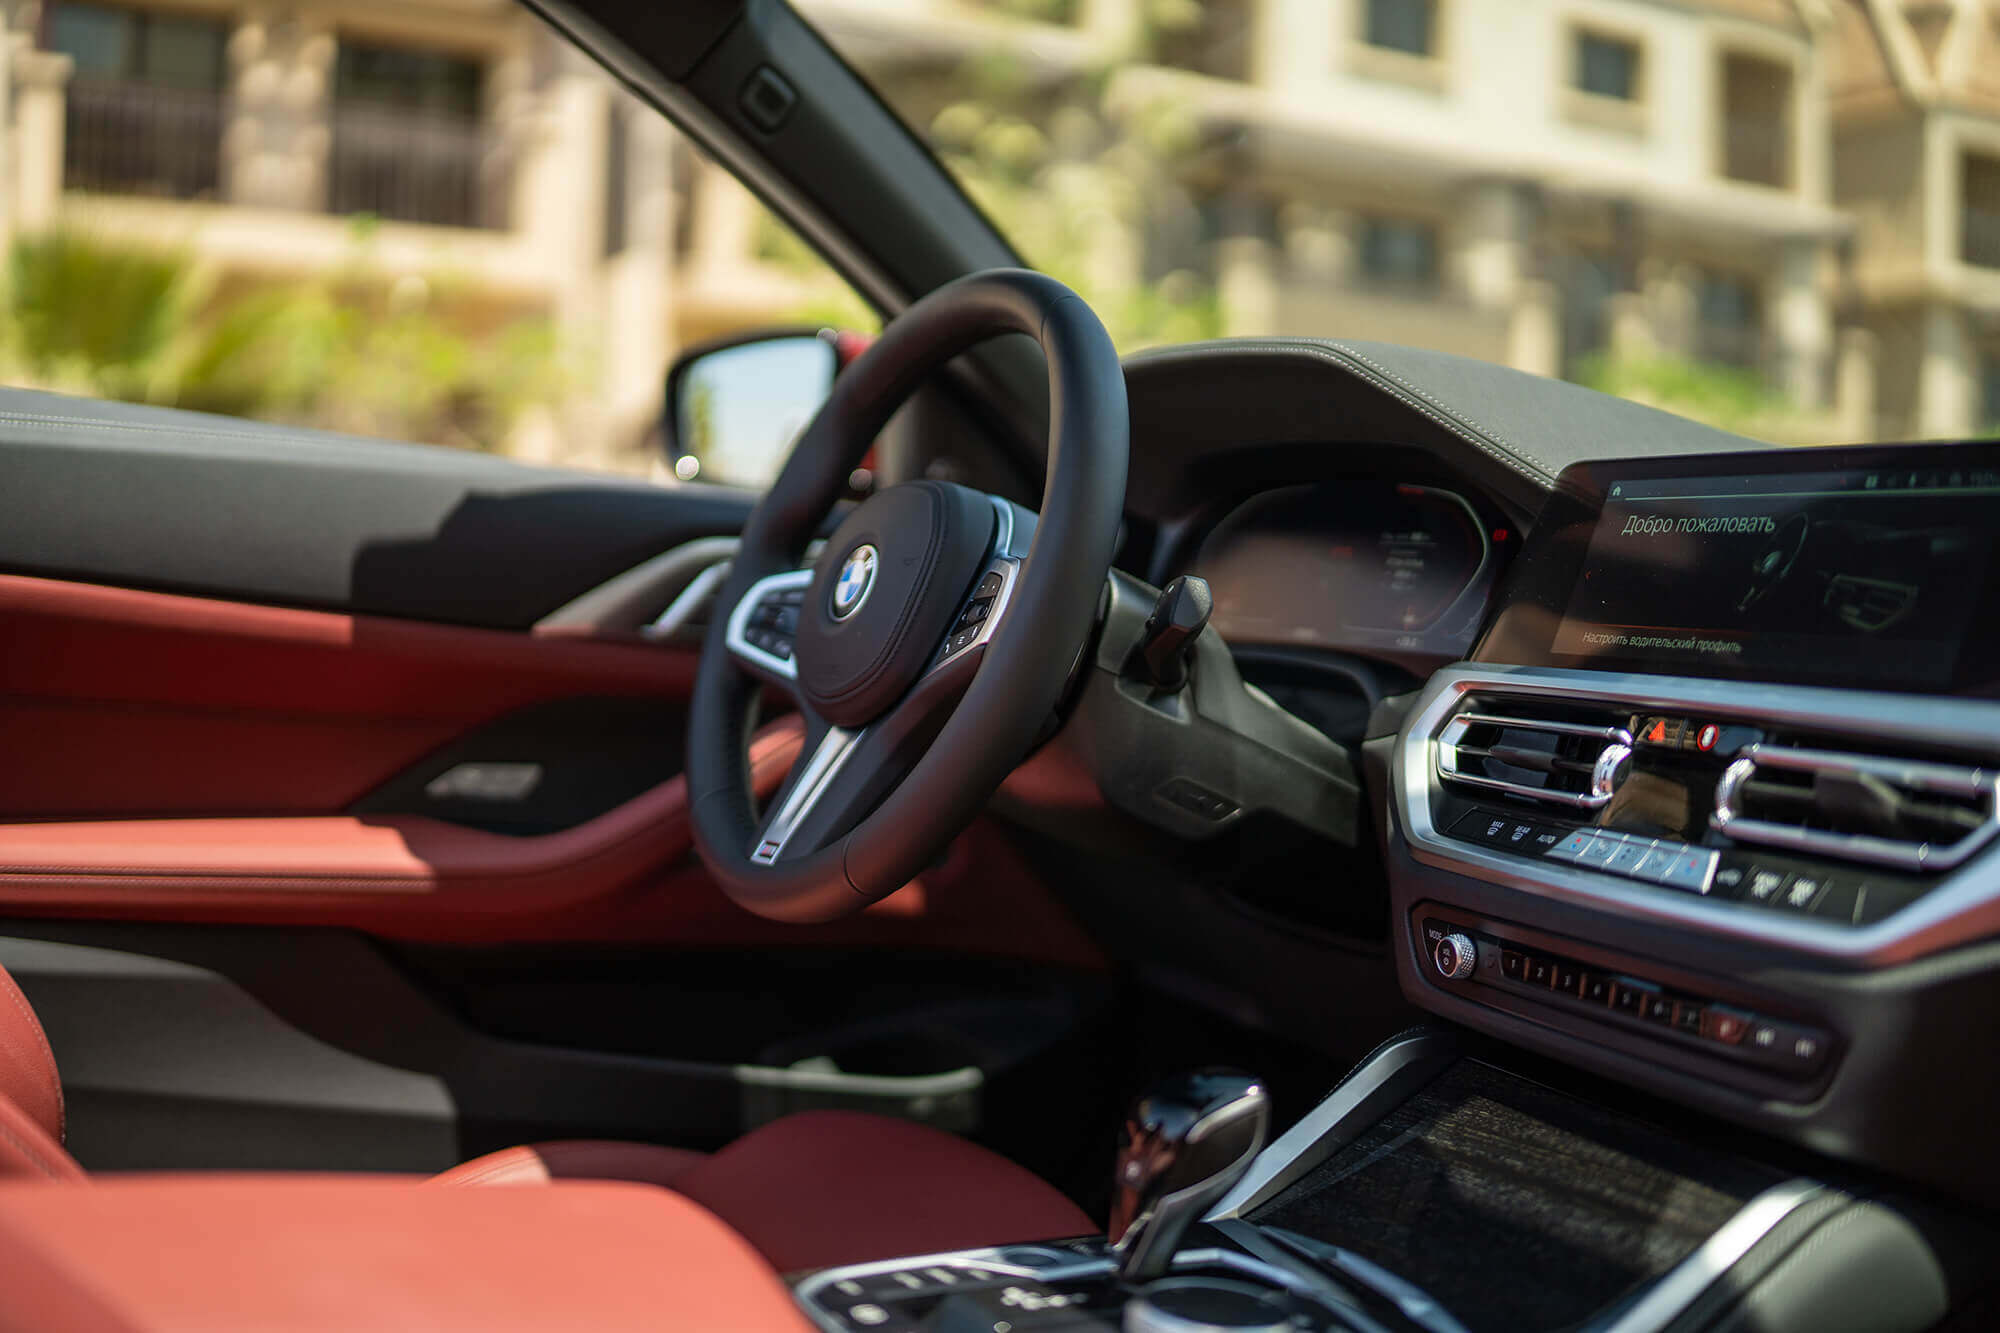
[432,1140,706,1189]
[0,964,62,1145]
[440,1110,1095,1272]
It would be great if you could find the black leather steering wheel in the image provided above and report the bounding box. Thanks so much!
[687,270,1128,922]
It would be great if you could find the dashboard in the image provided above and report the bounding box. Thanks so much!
[1389,438,2000,1210]
[1110,343,2000,1212]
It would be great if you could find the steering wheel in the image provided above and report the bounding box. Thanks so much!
[687,270,1129,922]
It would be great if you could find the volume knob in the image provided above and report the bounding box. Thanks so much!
[1433,932,1476,981]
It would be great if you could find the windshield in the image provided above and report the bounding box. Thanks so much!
[817,0,2000,445]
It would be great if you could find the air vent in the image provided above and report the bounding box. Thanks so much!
[1713,744,2000,872]
[1436,706,1633,810]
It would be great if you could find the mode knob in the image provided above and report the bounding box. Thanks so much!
[1433,932,1476,981]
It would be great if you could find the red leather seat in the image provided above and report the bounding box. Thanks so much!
[0,963,1093,1271]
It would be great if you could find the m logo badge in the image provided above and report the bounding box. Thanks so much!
[831,544,878,620]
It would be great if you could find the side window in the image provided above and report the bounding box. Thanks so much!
[2,1,873,483]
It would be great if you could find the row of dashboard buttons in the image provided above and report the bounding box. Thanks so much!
[1449,810,1716,895]
[1546,829,1719,895]
[1422,918,1832,1078]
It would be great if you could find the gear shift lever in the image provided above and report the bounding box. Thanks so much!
[1108,1069,1270,1281]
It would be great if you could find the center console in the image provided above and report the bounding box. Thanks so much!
[1387,441,2000,1206]
[793,1036,1975,1333]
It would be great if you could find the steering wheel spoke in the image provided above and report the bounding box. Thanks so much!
[725,568,812,688]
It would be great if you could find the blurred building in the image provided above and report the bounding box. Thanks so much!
[1827,0,2000,440]
[1,0,1996,454]
[0,0,843,469]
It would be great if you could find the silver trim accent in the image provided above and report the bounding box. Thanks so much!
[1436,711,1633,809]
[1208,1031,1459,1220]
[1712,743,2000,872]
[1396,664,2000,966]
[646,558,733,639]
[750,724,861,864]
[536,535,740,635]
[1598,1180,1825,1332]
[725,568,813,681]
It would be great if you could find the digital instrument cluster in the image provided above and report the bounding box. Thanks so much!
[1191,481,1510,664]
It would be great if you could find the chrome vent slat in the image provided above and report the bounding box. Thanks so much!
[1436,706,1633,811]
[1713,744,2000,873]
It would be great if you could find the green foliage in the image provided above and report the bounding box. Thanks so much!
[0,229,566,452]
[1574,352,1790,438]
[909,63,1223,352]
[4,231,200,399]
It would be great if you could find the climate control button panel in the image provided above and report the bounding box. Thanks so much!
[1445,804,1928,927]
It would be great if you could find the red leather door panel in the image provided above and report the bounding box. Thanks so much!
[0,573,698,817]
[0,573,1103,963]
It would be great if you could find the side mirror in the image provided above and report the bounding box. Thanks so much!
[662,329,842,489]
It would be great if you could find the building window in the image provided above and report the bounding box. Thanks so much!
[1695,270,1763,370]
[1575,31,1640,101]
[1964,153,2000,270]
[43,1,226,200]
[329,41,496,228]
[1364,0,1436,56]
[1719,52,1793,188]
[1357,217,1438,288]
[1152,0,1255,81]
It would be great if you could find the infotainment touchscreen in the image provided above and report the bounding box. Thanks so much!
[1475,443,2000,695]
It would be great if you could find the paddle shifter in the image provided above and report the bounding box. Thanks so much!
[1108,1070,1271,1281]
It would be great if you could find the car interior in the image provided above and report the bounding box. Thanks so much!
[2,0,1999,1330]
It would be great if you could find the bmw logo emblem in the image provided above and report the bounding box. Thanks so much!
[831,544,878,621]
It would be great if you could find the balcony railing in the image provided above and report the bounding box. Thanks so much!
[1965,208,2000,270]
[329,103,505,229]
[63,78,223,201]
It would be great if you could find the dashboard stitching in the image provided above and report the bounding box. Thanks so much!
[1320,342,1558,481]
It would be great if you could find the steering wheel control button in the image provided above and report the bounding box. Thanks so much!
[1433,932,1476,981]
